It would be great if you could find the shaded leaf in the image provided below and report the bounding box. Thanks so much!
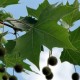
[14,29,42,69]
[0,73,3,80]
[4,53,31,71]
[21,16,37,24]
[61,49,80,65]
[5,40,16,53]
[60,27,80,65]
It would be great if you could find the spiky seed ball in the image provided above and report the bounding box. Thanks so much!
[9,76,17,80]
[0,47,5,57]
[72,72,79,80]
[0,67,5,73]
[2,74,8,80]
[42,66,51,76]
[48,56,57,66]
[46,72,53,79]
[14,64,23,73]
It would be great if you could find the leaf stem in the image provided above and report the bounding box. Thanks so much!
[74,65,76,72]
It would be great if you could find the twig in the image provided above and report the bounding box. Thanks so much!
[0,21,22,31]
[74,65,76,72]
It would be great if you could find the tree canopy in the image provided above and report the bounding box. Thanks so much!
[0,0,80,79]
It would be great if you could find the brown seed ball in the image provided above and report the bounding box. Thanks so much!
[42,66,51,76]
[2,74,8,80]
[0,47,5,57]
[0,67,5,73]
[48,56,57,66]
[46,72,53,79]
[14,64,23,73]
[9,76,17,80]
[72,72,79,80]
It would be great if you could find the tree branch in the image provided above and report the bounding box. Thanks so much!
[0,21,22,31]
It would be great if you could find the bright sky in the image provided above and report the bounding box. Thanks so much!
[0,0,80,80]
[21,47,75,80]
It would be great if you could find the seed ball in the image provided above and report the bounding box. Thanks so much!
[72,72,79,80]
[48,56,57,66]
[14,64,23,73]
[0,47,5,57]
[2,74,8,80]
[46,72,53,79]
[42,66,51,76]
[9,76,17,80]
[0,67,5,73]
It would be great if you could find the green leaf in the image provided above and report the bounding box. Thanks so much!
[59,19,69,29]
[62,0,80,26]
[21,16,37,24]
[0,10,12,21]
[38,3,76,22]
[1,31,8,37]
[0,73,3,80]
[36,22,75,50]
[36,4,76,49]
[62,9,80,26]
[60,27,80,65]
[13,3,77,70]
[73,0,79,8]
[0,32,8,43]
[14,29,42,69]
[27,0,50,19]
[0,39,31,71]
[1,37,8,44]
[4,53,31,71]
[5,40,16,54]
[0,0,19,8]
[60,49,80,65]
[66,1,69,6]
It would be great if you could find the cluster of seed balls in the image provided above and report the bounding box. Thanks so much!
[42,54,80,80]
[42,56,58,80]
[0,47,23,80]
[0,45,80,80]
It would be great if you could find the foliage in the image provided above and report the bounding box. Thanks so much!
[0,0,80,79]
[0,0,19,7]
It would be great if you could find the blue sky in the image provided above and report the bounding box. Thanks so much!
[0,0,80,80]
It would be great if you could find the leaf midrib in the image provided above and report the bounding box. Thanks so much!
[34,27,70,48]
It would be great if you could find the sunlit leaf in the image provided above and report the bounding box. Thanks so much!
[27,0,50,19]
